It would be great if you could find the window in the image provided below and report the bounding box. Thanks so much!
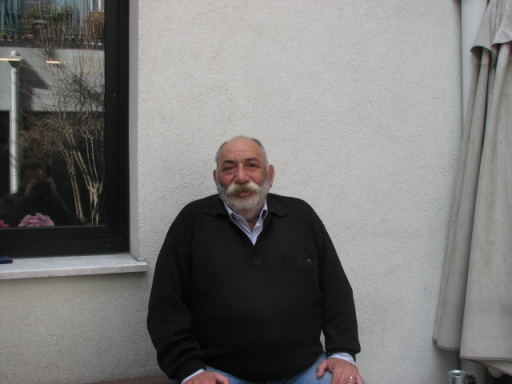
[0,0,129,257]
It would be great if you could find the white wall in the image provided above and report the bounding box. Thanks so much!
[0,1,462,383]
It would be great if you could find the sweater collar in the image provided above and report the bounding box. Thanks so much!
[203,193,287,218]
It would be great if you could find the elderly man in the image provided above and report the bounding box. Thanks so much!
[148,136,364,384]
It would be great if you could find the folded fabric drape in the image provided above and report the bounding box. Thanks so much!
[433,0,512,376]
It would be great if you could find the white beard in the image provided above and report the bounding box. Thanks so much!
[217,176,271,221]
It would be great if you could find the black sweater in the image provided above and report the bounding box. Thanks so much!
[147,194,360,382]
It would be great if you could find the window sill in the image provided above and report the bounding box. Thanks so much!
[0,254,147,280]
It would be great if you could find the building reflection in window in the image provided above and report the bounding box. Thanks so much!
[0,0,106,227]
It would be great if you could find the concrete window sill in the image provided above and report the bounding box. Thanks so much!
[0,254,147,280]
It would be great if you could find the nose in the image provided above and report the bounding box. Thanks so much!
[234,164,249,183]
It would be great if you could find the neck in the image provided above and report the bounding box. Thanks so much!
[244,215,259,230]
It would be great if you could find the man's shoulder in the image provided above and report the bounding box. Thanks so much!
[166,195,221,234]
[0,193,20,210]
[267,193,317,215]
[178,194,223,216]
[268,193,308,203]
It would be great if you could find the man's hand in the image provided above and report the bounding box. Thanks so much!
[45,177,57,193]
[24,178,41,196]
[317,357,363,384]
[183,371,230,384]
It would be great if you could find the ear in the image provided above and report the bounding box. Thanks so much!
[213,169,217,184]
[267,165,275,187]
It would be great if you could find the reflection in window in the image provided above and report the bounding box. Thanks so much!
[0,0,105,226]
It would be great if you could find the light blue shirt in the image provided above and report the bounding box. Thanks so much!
[223,201,268,245]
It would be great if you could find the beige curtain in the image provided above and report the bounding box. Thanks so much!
[433,0,512,376]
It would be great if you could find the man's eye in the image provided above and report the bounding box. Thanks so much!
[247,164,258,169]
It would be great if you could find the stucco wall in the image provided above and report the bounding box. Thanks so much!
[0,1,462,383]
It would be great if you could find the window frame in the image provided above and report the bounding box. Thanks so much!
[0,0,129,257]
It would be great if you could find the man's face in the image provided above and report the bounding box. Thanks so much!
[213,138,275,218]
[21,169,44,188]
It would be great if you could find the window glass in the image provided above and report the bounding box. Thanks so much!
[0,0,128,256]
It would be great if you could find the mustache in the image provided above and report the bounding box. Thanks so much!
[225,181,261,196]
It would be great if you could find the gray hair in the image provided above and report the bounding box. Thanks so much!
[215,135,269,169]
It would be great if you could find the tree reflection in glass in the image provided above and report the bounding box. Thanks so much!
[0,0,105,227]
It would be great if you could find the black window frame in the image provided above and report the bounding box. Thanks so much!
[0,0,129,257]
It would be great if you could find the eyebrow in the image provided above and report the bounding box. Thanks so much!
[242,157,261,164]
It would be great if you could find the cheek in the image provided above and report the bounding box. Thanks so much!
[251,172,267,185]
[218,175,234,188]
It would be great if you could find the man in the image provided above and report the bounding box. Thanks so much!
[148,136,364,384]
[0,160,80,227]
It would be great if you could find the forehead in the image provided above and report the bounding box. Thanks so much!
[218,138,265,162]
[23,169,44,179]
